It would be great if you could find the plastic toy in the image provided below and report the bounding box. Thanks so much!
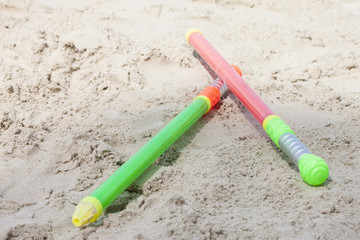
[186,29,329,186]
[72,69,241,227]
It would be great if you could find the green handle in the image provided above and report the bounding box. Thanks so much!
[264,115,329,185]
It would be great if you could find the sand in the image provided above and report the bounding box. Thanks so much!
[1,0,360,239]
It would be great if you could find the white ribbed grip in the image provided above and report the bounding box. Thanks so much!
[278,133,311,167]
[211,78,228,97]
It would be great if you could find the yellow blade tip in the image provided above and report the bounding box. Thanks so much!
[72,196,103,227]
[72,216,84,227]
[186,29,202,44]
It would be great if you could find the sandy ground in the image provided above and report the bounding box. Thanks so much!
[1,0,360,239]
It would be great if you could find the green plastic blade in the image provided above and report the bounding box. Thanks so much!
[91,97,208,209]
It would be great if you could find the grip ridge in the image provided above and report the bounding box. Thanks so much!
[278,133,311,166]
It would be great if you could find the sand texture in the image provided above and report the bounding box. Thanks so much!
[1,0,360,239]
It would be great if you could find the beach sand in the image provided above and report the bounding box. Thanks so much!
[0,0,360,239]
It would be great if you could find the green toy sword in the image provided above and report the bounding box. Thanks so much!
[72,67,242,227]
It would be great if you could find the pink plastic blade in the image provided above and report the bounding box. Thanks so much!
[188,31,273,124]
